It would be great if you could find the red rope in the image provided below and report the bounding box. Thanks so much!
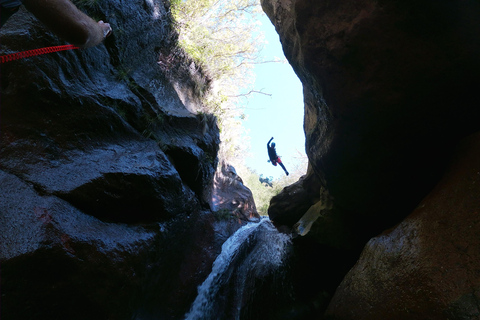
[0,44,79,63]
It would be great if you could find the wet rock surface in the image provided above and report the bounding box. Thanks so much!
[0,1,244,319]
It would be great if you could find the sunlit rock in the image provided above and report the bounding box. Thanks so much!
[212,161,260,222]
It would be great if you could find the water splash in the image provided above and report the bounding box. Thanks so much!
[185,218,291,320]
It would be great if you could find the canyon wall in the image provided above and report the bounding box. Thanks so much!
[0,1,258,319]
[262,0,480,318]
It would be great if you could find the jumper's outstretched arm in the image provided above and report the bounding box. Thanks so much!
[267,137,274,148]
[23,0,111,48]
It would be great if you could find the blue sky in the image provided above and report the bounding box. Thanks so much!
[240,13,306,180]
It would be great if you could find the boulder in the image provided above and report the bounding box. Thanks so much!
[0,168,220,319]
[212,161,260,222]
[326,132,480,320]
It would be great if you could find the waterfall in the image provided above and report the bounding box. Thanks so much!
[185,218,292,320]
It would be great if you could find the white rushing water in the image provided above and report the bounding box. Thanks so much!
[185,218,292,320]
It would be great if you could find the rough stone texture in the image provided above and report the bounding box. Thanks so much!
[0,169,218,320]
[0,1,245,319]
[326,132,480,320]
[212,161,260,222]
[263,0,480,231]
[268,164,321,226]
[261,0,480,318]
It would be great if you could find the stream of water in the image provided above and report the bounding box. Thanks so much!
[184,218,292,320]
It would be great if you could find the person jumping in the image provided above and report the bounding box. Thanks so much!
[267,137,289,176]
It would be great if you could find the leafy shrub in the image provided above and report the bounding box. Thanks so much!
[171,0,265,161]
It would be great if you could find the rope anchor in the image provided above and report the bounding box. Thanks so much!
[0,44,79,63]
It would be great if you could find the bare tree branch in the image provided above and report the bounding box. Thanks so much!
[227,89,272,98]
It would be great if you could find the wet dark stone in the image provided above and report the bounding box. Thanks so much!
[0,1,232,319]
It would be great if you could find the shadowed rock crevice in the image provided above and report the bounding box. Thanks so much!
[165,147,210,199]
[56,171,195,224]
[326,132,480,320]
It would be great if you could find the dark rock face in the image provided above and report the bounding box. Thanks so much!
[0,1,241,319]
[263,0,480,230]
[262,0,480,318]
[326,132,480,319]
[0,169,219,320]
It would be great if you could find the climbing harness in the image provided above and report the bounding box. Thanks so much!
[0,44,79,63]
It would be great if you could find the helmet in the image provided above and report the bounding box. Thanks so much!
[272,142,276,147]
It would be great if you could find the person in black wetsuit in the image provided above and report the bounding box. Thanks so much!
[267,137,289,176]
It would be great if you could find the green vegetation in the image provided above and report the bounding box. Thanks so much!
[171,0,262,85]
[141,112,165,140]
[213,208,234,221]
[170,0,265,161]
